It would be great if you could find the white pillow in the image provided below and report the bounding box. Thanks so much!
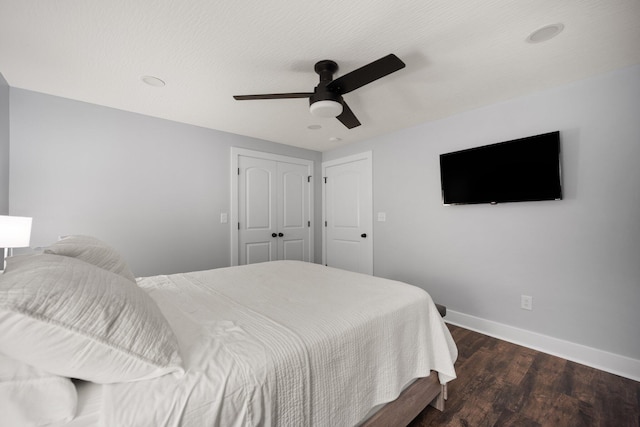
[0,253,183,383]
[44,235,136,282]
[0,353,77,427]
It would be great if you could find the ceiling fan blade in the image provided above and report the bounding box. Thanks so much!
[336,101,361,129]
[233,92,313,100]
[327,54,406,95]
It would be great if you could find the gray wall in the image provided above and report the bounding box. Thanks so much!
[324,64,640,362]
[9,89,322,276]
[0,73,9,214]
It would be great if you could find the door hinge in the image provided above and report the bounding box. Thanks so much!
[308,220,311,227]
[238,222,240,230]
[237,167,240,175]
[307,176,311,183]
[324,177,327,183]
[324,220,327,227]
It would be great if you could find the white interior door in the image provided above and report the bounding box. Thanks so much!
[322,152,373,275]
[278,161,310,261]
[238,156,277,265]
[232,148,314,266]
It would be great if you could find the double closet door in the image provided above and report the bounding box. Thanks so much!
[232,149,313,265]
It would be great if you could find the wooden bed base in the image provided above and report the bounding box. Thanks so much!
[361,371,446,427]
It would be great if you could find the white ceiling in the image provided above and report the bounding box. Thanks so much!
[1,1,639,152]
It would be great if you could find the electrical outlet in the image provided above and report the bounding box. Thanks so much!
[521,295,533,311]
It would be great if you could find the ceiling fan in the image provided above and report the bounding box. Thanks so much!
[233,54,406,129]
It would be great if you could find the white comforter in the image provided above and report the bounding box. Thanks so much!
[102,261,457,427]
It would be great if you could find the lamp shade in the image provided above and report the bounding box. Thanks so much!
[0,215,33,248]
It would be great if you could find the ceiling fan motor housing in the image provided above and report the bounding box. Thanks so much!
[310,60,343,117]
[309,59,342,117]
[310,87,342,105]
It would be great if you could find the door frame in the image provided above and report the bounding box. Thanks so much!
[321,151,373,272]
[230,147,314,266]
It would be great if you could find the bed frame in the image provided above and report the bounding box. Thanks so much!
[361,371,446,427]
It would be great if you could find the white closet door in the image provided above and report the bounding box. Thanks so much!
[278,161,310,261]
[234,149,313,266]
[238,156,277,265]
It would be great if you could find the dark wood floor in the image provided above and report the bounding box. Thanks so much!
[409,325,640,427]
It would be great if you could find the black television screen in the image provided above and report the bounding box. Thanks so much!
[440,131,562,205]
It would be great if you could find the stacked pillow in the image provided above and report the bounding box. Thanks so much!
[0,235,184,426]
[0,353,77,426]
[44,234,137,282]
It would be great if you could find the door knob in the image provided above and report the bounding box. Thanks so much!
[278,232,284,237]
[271,233,277,238]
[361,233,367,238]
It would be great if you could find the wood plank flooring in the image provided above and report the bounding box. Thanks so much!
[409,325,640,427]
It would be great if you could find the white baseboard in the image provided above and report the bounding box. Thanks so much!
[445,310,640,382]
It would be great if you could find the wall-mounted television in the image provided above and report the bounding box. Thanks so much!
[440,131,562,205]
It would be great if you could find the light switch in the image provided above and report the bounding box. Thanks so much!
[220,213,228,224]
[377,212,386,222]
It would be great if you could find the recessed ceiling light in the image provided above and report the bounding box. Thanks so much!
[526,23,565,44]
[329,137,342,142]
[307,124,322,130]
[141,75,166,87]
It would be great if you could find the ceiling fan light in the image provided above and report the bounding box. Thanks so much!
[310,100,343,118]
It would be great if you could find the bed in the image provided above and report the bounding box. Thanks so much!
[0,236,457,427]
